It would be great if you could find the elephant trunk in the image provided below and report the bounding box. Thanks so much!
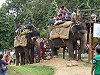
[81,31,87,51]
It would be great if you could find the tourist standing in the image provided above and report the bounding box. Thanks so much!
[0,54,8,75]
[91,45,100,75]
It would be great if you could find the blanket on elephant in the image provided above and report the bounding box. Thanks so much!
[50,26,70,39]
[49,21,72,39]
[14,35,27,47]
[48,21,73,30]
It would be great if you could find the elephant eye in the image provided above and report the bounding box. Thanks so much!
[31,37,36,40]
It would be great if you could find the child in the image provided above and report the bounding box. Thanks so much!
[0,54,8,75]
[91,45,100,75]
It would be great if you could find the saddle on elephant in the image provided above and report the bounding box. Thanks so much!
[20,29,32,35]
[14,35,27,47]
[49,21,73,39]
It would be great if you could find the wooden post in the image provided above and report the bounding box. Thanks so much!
[91,31,94,61]
[88,11,92,62]
[88,23,91,62]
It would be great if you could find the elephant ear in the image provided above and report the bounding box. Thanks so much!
[31,31,40,37]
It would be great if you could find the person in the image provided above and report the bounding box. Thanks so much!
[16,21,22,30]
[71,11,76,20]
[3,51,12,65]
[0,54,8,75]
[3,49,6,55]
[15,21,22,37]
[91,45,100,75]
[12,53,16,64]
[91,13,97,22]
[26,18,33,30]
[58,6,68,15]
[74,8,81,20]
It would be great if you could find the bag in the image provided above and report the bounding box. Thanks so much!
[1,64,7,72]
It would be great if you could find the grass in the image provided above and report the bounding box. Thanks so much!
[7,65,54,75]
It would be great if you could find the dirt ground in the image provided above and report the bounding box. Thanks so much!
[37,58,91,75]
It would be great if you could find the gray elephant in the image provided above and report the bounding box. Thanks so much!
[48,20,87,60]
[68,21,87,60]
[14,27,40,66]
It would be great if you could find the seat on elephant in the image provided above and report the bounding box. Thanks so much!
[49,21,73,39]
[14,35,27,47]
[20,29,32,35]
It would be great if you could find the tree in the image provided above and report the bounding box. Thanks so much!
[47,0,58,19]
[0,6,15,49]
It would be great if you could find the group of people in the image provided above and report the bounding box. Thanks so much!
[15,19,33,37]
[49,6,81,26]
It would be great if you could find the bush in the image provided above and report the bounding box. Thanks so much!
[40,31,47,38]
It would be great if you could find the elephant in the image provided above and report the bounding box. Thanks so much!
[25,30,40,64]
[48,20,87,60]
[14,26,40,66]
[68,21,87,60]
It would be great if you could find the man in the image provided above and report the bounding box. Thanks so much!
[58,6,68,14]
[91,13,97,22]
[91,45,100,75]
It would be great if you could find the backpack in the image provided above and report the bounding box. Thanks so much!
[1,63,8,72]
[1,64,7,71]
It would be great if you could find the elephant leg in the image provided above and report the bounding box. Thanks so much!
[52,47,58,57]
[73,41,77,59]
[24,48,30,64]
[78,49,82,60]
[68,41,74,60]
[30,48,34,64]
[15,48,19,66]
[78,41,83,60]
[51,47,54,56]
[20,53,25,65]
[63,47,66,59]
[78,32,87,60]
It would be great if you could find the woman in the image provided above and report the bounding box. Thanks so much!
[0,54,8,75]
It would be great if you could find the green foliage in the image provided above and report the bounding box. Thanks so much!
[47,0,59,19]
[40,31,47,38]
[7,65,54,75]
[0,7,15,49]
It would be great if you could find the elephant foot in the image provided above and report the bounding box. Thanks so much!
[16,64,19,66]
[66,63,72,67]
[68,57,74,61]
[70,60,78,66]
[77,57,82,61]
[53,55,58,58]
[16,63,19,66]
[46,56,52,60]
[66,60,78,67]
[77,59,83,62]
